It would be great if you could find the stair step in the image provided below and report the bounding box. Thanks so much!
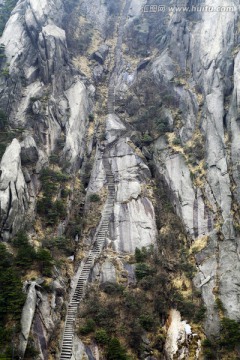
[60,166,117,356]
[62,344,73,348]
[61,352,72,356]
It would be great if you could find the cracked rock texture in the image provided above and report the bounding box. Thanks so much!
[88,116,157,253]
[0,0,91,238]
[1,0,240,358]
[0,139,29,239]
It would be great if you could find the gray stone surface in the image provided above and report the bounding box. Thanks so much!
[153,147,213,238]
[99,259,117,283]
[71,336,96,360]
[0,139,29,239]
[93,64,104,82]
[38,24,68,83]
[63,79,90,165]
[88,128,157,253]
[21,136,39,164]
[19,282,38,357]
[1,0,240,350]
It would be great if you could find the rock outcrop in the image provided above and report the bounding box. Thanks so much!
[88,116,157,253]
[165,309,200,360]
[1,0,240,358]
[0,139,29,239]
[0,0,92,235]
[19,282,39,357]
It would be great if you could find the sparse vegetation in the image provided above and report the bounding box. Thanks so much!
[0,229,56,356]
[89,113,95,122]
[42,236,74,258]
[101,282,124,295]
[0,0,18,36]
[78,26,93,54]
[0,242,26,357]
[36,248,53,277]
[0,109,7,130]
[12,231,54,276]
[79,318,96,335]
[0,66,10,78]
[185,136,205,164]
[202,317,240,358]
[215,297,225,313]
[95,329,110,345]
[79,231,205,359]
[37,168,69,226]
[155,116,171,133]
[141,133,153,145]
[0,44,6,60]
[81,158,94,187]
[135,262,154,280]
[135,247,148,263]
[0,109,20,160]
[220,317,240,350]
[106,338,129,360]
[89,193,101,202]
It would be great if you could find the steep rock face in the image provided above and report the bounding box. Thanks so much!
[88,116,157,253]
[0,0,92,238]
[0,0,90,153]
[187,0,240,332]
[154,138,213,238]
[38,24,68,84]
[110,138,156,253]
[1,0,65,82]
[152,51,198,142]
[0,139,29,238]
[18,278,67,359]
[64,79,90,165]
[100,0,240,343]
[1,0,240,357]
[0,1,93,357]
[19,282,39,357]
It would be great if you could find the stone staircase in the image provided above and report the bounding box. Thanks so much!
[59,1,132,358]
[59,156,115,360]
[107,85,115,114]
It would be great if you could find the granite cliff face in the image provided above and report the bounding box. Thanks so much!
[0,0,240,359]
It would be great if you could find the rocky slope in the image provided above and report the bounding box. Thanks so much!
[0,0,240,359]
